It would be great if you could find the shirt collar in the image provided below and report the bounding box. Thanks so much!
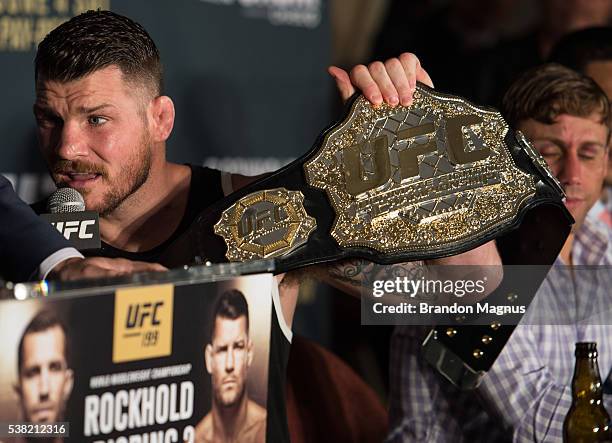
[572,215,610,265]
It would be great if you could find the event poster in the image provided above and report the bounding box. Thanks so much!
[0,273,273,442]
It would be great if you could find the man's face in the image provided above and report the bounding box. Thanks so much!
[584,60,612,186]
[206,316,252,409]
[17,326,73,423]
[519,113,609,230]
[34,66,152,215]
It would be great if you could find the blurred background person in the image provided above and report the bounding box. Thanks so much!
[549,26,612,227]
[368,0,612,105]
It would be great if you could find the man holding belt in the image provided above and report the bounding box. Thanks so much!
[29,10,502,442]
[30,9,499,321]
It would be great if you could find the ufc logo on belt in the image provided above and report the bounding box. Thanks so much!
[343,115,491,196]
[238,205,289,238]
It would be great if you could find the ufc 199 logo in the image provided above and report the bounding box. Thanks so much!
[125,301,164,347]
[343,115,491,196]
[51,220,95,239]
[113,284,174,363]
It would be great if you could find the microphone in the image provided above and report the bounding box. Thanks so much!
[40,188,101,250]
[47,187,86,213]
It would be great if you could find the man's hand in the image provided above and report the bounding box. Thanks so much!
[48,257,167,281]
[329,52,434,107]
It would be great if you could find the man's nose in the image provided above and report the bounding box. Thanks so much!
[55,121,87,160]
[225,349,235,372]
[558,151,583,186]
[39,368,50,400]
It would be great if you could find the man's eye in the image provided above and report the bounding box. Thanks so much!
[88,116,108,126]
[23,367,39,378]
[49,361,64,372]
[579,147,605,161]
[537,148,562,160]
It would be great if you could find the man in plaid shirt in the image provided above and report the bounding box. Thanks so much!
[387,64,612,442]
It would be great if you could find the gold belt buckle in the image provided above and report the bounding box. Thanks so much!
[305,85,537,254]
[213,83,564,263]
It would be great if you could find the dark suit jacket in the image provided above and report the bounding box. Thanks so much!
[0,174,70,282]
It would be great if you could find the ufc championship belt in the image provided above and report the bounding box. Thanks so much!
[162,83,572,388]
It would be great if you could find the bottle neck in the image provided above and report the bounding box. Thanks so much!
[572,357,604,403]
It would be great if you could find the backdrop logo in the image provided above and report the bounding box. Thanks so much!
[0,0,110,52]
[113,284,174,363]
[200,0,321,28]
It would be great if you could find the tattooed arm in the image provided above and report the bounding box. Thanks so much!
[319,259,424,296]
[315,240,502,299]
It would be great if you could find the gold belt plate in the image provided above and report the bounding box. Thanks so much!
[304,85,536,254]
[214,188,316,261]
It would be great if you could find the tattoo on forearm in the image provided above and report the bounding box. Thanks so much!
[327,259,377,287]
[326,259,426,288]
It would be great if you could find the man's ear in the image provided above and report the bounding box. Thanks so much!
[148,95,175,143]
[13,382,22,399]
[63,369,74,401]
[247,339,253,367]
[205,344,213,374]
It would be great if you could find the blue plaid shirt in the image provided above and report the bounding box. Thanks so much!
[387,216,612,442]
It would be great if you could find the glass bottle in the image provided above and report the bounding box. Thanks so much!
[564,342,612,442]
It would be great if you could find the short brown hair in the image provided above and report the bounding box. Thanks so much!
[35,10,163,96]
[18,309,70,374]
[501,63,611,133]
[210,289,249,341]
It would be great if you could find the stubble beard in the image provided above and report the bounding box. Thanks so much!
[215,379,246,410]
[94,131,153,217]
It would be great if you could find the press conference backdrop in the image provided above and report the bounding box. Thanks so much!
[0,0,331,203]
